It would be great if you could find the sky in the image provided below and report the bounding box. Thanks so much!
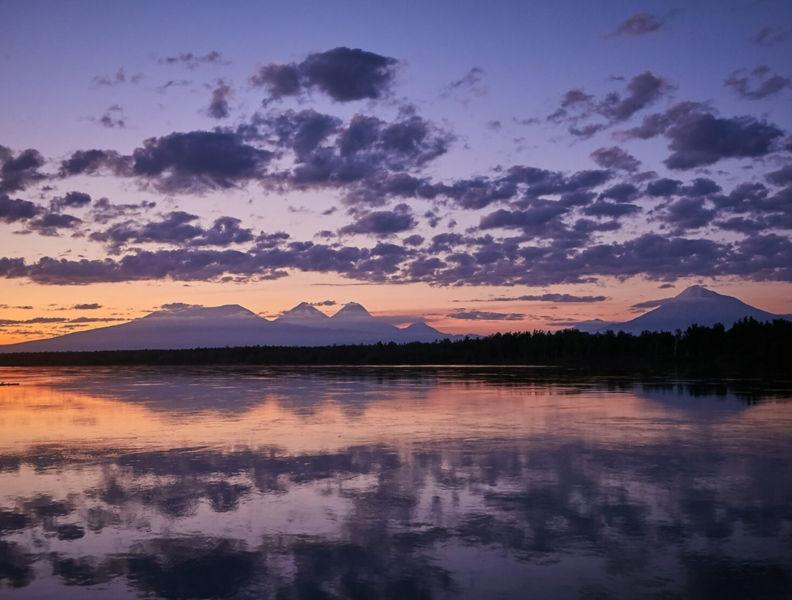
[0,0,791,342]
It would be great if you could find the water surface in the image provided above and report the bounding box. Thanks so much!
[1,367,791,599]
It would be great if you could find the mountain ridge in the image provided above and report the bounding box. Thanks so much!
[585,286,786,334]
[0,301,471,353]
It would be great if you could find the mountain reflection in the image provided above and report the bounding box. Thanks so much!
[1,368,791,599]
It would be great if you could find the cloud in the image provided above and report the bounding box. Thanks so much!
[750,26,792,47]
[767,164,792,186]
[599,182,639,203]
[659,198,717,233]
[72,303,102,310]
[89,198,157,224]
[27,212,82,236]
[609,12,674,37]
[58,131,273,194]
[442,67,488,99]
[724,66,791,100]
[58,149,132,177]
[207,81,233,119]
[0,194,40,223]
[98,105,127,128]
[618,103,787,169]
[598,72,674,122]
[590,147,641,172]
[0,146,46,193]
[160,302,204,310]
[663,113,785,170]
[157,51,228,69]
[92,67,142,87]
[257,109,341,158]
[130,131,272,193]
[3,223,792,287]
[469,293,608,303]
[549,72,674,139]
[251,47,399,102]
[90,212,254,249]
[339,206,416,236]
[50,191,91,212]
[448,309,526,321]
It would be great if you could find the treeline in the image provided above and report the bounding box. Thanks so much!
[0,317,790,375]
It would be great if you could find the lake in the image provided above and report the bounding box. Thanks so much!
[0,366,791,599]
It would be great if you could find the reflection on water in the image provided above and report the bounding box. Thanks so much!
[0,367,791,599]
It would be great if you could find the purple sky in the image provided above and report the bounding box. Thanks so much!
[1,0,791,340]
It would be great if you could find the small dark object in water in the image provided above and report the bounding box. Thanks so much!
[0,382,20,386]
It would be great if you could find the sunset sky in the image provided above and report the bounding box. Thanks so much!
[1,0,791,342]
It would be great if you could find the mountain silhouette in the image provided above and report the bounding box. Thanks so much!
[0,302,469,353]
[587,286,787,334]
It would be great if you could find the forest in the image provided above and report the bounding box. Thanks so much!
[0,317,790,376]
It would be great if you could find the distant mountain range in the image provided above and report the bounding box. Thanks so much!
[577,286,790,335]
[1,286,786,354]
[0,302,472,353]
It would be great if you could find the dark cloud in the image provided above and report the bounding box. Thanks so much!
[681,178,721,197]
[583,200,641,217]
[98,105,126,128]
[157,51,228,69]
[664,113,785,170]
[2,224,792,287]
[58,149,131,178]
[599,182,639,203]
[90,212,254,249]
[609,12,673,37]
[59,131,272,194]
[724,66,791,100]
[131,131,272,193]
[767,164,792,186]
[251,47,398,102]
[0,194,39,223]
[646,178,682,197]
[750,26,792,47]
[161,302,204,310]
[258,109,341,158]
[207,82,233,119]
[549,72,674,140]
[50,191,91,212]
[659,198,717,233]
[27,212,82,236]
[598,72,674,122]
[615,101,706,141]
[471,293,608,303]
[448,310,525,321]
[0,146,46,193]
[620,103,786,170]
[339,206,416,237]
[89,198,157,224]
[72,303,102,310]
[590,147,641,172]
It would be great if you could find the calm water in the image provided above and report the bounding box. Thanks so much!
[0,367,791,600]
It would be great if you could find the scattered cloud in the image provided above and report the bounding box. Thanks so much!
[608,11,676,38]
[448,309,526,321]
[724,66,790,100]
[157,51,229,69]
[92,67,143,87]
[251,47,399,103]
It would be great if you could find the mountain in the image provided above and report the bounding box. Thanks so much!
[585,286,786,334]
[0,302,468,353]
[569,318,620,334]
[277,302,331,326]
